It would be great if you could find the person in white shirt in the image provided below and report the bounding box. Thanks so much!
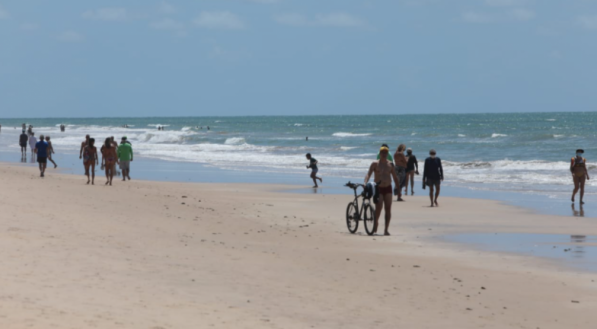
[29,133,38,159]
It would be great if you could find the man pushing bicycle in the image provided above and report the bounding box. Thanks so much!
[364,146,401,236]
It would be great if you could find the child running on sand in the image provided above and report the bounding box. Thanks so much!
[306,153,323,188]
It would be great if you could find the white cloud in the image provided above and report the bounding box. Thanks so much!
[578,15,597,30]
[82,8,127,21]
[57,31,84,42]
[194,12,245,30]
[462,12,492,23]
[511,9,535,21]
[151,18,183,30]
[0,5,9,19]
[158,1,176,15]
[485,0,527,6]
[20,23,38,31]
[274,13,365,28]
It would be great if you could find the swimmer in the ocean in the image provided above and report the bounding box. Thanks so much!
[571,149,590,204]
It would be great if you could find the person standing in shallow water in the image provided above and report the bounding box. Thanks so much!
[571,149,590,204]
[423,149,443,207]
[306,153,323,188]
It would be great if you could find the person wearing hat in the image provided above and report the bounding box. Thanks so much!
[571,149,589,204]
[365,145,401,236]
[423,149,443,207]
[117,136,134,181]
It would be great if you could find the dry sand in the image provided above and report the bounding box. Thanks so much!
[1,163,596,328]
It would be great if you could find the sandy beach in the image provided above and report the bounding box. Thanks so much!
[1,163,596,328]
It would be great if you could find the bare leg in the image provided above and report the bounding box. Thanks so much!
[91,163,95,185]
[572,176,579,202]
[374,198,384,234]
[410,173,415,195]
[434,184,441,206]
[383,193,393,235]
[429,185,435,207]
[49,156,57,168]
[85,163,90,184]
[310,172,318,188]
[109,165,114,185]
[404,172,410,194]
[580,180,585,204]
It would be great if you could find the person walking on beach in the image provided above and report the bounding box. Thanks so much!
[34,135,49,177]
[423,149,444,207]
[394,144,407,201]
[19,130,28,157]
[29,132,38,159]
[79,135,90,159]
[45,136,57,168]
[404,148,419,195]
[117,136,133,181]
[83,138,98,185]
[571,149,590,204]
[377,144,394,162]
[365,146,401,236]
[306,153,323,188]
[101,138,119,186]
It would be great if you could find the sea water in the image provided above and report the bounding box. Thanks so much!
[0,112,595,199]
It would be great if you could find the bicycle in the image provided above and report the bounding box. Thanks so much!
[344,181,376,236]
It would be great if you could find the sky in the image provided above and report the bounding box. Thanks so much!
[1,0,596,118]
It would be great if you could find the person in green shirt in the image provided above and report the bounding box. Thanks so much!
[376,144,393,162]
[117,136,134,181]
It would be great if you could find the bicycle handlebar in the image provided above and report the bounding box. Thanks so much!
[345,181,365,190]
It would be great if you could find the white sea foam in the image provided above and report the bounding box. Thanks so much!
[491,133,507,138]
[340,146,357,151]
[546,119,556,121]
[294,123,304,127]
[332,132,372,137]
[458,134,466,137]
[224,137,246,145]
[553,134,565,138]
[147,124,171,127]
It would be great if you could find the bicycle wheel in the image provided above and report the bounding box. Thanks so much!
[363,203,376,236]
[346,202,359,234]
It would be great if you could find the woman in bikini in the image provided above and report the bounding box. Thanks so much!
[101,137,119,186]
[83,138,98,185]
[571,149,590,204]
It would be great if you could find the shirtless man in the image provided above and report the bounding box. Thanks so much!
[79,135,90,159]
[571,149,590,204]
[45,136,58,168]
[365,146,401,236]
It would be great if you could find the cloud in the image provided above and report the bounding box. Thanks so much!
[82,8,127,21]
[151,18,183,30]
[20,23,38,31]
[57,31,84,42]
[462,12,492,23]
[0,4,9,19]
[511,9,535,21]
[193,12,245,30]
[578,15,597,30]
[158,1,176,15]
[485,0,527,6]
[274,13,365,28]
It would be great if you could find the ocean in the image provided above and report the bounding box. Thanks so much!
[0,112,595,199]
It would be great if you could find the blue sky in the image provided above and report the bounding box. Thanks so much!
[1,0,596,118]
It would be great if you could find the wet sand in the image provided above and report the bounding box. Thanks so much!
[1,163,596,328]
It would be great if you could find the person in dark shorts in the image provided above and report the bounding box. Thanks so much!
[404,148,419,195]
[365,146,401,236]
[45,136,57,168]
[306,153,323,188]
[34,134,49,177]
[19,130,28,157]
[423,149,443,207]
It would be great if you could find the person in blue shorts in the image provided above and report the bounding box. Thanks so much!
[34,135,49,177]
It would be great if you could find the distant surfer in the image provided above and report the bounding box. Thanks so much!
[306,153,323,188]
[571,149,590,204]
[306,137,308,141]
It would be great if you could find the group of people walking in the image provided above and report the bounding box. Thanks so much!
[79,135,134,185]
[19,126,58,176]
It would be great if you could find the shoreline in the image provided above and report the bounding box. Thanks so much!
[1,163,596,327]
[1,149,592,219]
